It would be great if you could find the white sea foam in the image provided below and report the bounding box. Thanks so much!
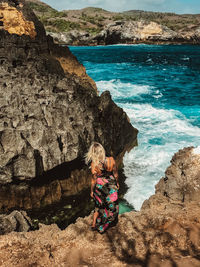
[105,44,148,47]
[122,104,200,210]
[97,80,152,99]
[97,80,200,211]
[193,146,200,155]
[153,90,163,98]
[97,80,124,97]
[181,57,190,61]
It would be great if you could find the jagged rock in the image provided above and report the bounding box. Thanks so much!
[0,149,199,265]
[49,30,95,46]
[141,146,200,211]
[48,20,190,46]
[178,26,200,42]
[24,0,200,46]
[0,210,32,234]
[155,147,200,202]
[48,20,200,46]
[0,201,199,266]
[195,27,200,37]
[0,0,138,212]
[94,20,179,45]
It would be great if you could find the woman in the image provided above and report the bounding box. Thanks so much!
[85,142,119,233]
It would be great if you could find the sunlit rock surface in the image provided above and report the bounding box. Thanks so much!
[49,20,200,46]
[154,147,200,203]
[0,147,199,266]
[94,21,179,45]
[0,2,36,38]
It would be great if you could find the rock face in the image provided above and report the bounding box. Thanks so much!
[48,20,200,46]
[49,30,96,46]
[0,1,36,38]
[155,147,200,202]
[0,147,199,266]
[0,0,138,212]
[24,0,200,46]
[94,20,179,45]
[0,210,32,235]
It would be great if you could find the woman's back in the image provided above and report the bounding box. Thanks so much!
[91,156,115,176]
[86,142,119,233]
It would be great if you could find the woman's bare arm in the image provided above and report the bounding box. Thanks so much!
[113,162,119,189]
[90,175,96,198]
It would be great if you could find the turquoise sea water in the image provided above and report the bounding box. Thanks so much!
[70,45,200,210]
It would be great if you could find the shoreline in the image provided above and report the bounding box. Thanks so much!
[59,41,200,47]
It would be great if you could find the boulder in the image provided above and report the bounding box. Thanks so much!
[0,210,32,234]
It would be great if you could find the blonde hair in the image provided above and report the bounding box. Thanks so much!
[85,142,106,169]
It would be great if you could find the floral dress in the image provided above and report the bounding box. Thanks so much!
[91,157,119,233]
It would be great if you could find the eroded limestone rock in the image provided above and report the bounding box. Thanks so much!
[0,2,36,38]
[48,19,200,46]
[95,20,179,45]
[0,201,199,266]
[51,20,182,46]
[0,0,138,211]
[0,148,200,265]
[0,210,32,234]
[155,147,200,202]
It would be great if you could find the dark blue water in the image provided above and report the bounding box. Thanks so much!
[70,45,200,209]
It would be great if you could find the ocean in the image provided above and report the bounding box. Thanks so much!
[69,44,200,210]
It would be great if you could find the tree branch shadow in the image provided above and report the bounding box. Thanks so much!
[104,214,189,266]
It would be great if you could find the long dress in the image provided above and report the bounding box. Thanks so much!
[91,157,119,233]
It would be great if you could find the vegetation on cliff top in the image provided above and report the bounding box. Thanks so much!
[26,0,200,34]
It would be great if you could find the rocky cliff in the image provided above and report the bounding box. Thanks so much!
[25,0,200,45]
[0,0,138,213]
[93,20,182,45]
[51,20,200,46]
[0,147,199,266]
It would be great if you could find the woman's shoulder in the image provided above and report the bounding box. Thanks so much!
[105,156,115,162]
[105,156,115,171]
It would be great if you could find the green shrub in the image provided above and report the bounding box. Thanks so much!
[40,16,49,25]
[49,10,67,18]
[47,19,80,32]
[96,16,106,22]
[85,27,101,35]
[113,15,125,21]
[80,15,97,24]
[28,2,55,13]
